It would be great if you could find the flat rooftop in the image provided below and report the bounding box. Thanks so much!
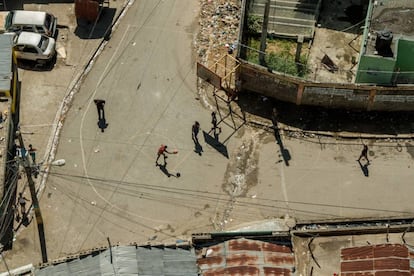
[365,0,414,56]
[294,231,414,275]
[307,0,414,83]
[307,0,366,83]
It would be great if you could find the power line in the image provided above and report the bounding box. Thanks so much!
[47,170,414,217]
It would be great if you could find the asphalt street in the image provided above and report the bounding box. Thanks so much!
[2,0,414,270]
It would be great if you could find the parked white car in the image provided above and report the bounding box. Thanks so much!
[5,10,57,38]
[13,31,56,61]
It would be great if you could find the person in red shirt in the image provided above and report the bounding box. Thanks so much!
[156,145,171,165]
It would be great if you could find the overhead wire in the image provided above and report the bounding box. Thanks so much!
[47,170,414,220]
[70,0,170,253]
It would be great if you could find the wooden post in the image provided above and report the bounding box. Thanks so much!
[259,0,270,66]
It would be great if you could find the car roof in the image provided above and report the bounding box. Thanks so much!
[16,31,42,46]
[12,10,47,25]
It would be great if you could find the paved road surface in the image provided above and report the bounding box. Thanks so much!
[3,0,414,270]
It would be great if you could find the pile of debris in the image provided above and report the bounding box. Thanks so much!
[196,0,241,66]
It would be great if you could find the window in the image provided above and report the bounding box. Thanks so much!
[23,46,38,54]
[38,36,49,51]
[35,26,44,33]
[45,14,52,30]
[22,26,33,32]
[14,45,25,51]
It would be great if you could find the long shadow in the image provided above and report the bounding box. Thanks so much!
[194,140,203,156]
[210,91,246,147]
[203,130,228,158]
[272,109,291,166]
[157,162,180,178]
[357,160,369,177]
[238,93,414,135]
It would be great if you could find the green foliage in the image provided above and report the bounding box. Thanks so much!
[266,52,309,77]
[246,38,260,64]
[245,37,309,78]
[247,15,262,34]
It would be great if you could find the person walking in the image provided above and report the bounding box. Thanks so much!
[17,192,29,216]
[28,144,37,164]
[358,144,370,163]
[94,99,105,119]
[192,121,200,143]
[156,144,171,165]
[94,99,108,132]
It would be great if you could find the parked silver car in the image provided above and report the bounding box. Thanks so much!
[5,10,57,38]
[13,31,56,61]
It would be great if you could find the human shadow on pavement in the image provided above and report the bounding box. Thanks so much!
[357,160,369,177]
[157,162,180,178]
[272,108,291,166]
[194,141,203,156]
[203,130,228,158]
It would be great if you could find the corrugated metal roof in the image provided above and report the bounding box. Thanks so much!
[0,34,12,92]
[197,238,295,275]
[35,245,198,276]
[341,244,411,276]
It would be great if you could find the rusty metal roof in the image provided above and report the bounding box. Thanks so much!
[341,244,411,275]
[197,238,295,275]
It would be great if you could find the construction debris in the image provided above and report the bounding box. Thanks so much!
[196,0,241,65]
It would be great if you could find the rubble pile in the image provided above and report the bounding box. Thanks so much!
[196,0,241,66]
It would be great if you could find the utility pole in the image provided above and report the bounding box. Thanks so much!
[259,0,270,67]
[16,131,48,263]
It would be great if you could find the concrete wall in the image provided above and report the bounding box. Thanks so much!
[240,63,298,103]
[238,61,414,111]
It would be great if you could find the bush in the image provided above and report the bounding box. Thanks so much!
[266,53,309,77]
[245,37,309,78]
[247,15,262,34]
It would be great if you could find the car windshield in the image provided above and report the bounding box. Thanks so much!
[38,35,49,51]
[5,12,13,29]
[45,14,52,30]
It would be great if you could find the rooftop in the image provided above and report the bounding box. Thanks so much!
[364,0,414,57]
[293,230,414,275]
[196,238,295,275]
[245,0,414,84]
[34,244,198,276]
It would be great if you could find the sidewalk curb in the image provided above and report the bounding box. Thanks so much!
[38,0,135,207]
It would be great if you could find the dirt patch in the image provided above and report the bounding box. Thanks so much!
[222,134,260,197]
